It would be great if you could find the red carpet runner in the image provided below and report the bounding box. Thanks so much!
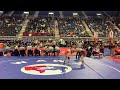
[106,56,120,62]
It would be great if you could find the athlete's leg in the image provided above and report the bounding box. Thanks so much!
[76,51,79,59]
[67,57,70,65]
[80,55,84,66]
[63,56,67,64]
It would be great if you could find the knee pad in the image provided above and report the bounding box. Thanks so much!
[68,57,70,59]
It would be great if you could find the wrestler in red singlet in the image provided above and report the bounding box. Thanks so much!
[115,46,120,55]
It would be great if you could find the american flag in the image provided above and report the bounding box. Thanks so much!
[94,31,98,43]
[94,31,98,38]
[109,30,113,38]
[109,30,114,43]
[54,20,58,28]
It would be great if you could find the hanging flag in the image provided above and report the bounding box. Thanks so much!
[94,31,98,43]
[109,30,114,43]
[54,20,58,28]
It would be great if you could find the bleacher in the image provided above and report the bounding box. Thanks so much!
[23,16,55,36]
[0,11,119,41]
[85,16,120,37]
[13,11,23,15]
[58,16,89,37]
[0,14,25,36]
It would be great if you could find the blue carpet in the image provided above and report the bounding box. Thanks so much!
[0,56,120,79]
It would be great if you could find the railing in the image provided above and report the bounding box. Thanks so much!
[61,37,118,41]
[0,36,17,40]
[0,36,119,41]
[22,36,55,40]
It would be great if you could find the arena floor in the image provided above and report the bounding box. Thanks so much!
[0,56,120,79]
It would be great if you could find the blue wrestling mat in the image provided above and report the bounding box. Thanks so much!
[0,56,120,79]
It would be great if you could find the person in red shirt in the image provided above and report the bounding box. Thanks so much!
[115,45,120,56]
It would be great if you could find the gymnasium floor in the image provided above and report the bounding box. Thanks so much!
[0,55,120,79]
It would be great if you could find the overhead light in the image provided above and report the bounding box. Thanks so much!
[0,11,3,14]
[96,13,101,16]
[24,11,29,14]
[49,12,54,15]
[73,13,78,15]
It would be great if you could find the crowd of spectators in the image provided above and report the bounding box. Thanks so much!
[23,16,55,36]
[85,16,120,37]
[0,15,25,36]
[57,16,90,37]
[1,12,120,39]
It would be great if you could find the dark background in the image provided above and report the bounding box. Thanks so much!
[0,0,119,10]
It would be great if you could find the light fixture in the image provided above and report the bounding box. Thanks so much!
[96,13,101,16]
[0,11,3,14]
[73,13,78,15]
[49,12,54,15]
[24,11,29,14]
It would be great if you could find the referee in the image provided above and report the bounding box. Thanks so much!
[27,44,33,56]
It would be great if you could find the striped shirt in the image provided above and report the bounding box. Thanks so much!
[27,46,32,50]
[20,47,25,50]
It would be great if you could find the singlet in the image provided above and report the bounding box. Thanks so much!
[65,50,71,57]
[115,48,120,53]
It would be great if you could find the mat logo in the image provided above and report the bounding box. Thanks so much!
[53,60,64,63]
[11,61,27,64]
[36,60,47,62]
[21,64,72,75]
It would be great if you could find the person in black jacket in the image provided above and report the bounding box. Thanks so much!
[52,40,56,56]
[86,46,93,57]
[76,48,83,59]
[14,46,20,56]
[19,45,26,56]
[34,46,40,56]
[0,49,3,56]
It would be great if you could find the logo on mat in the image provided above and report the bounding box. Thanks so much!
[21,64,72,75]
[11,61,27,64]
